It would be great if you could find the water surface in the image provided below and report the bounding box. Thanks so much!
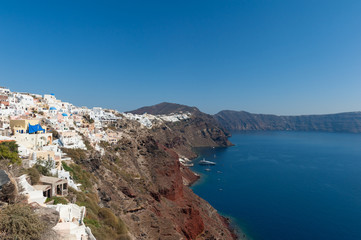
[191,131,361,240]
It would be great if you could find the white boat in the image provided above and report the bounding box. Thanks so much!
[199,158,216,165]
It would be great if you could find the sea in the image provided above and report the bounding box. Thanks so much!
[190,131,361,240]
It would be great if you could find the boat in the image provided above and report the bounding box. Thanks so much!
[205,168,211,172]
[199,158,216,165]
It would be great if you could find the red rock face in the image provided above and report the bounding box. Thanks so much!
[155,145,184,201]
[152,145,234,240]
[180,207,205,239]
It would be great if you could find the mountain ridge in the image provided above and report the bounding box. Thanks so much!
[215,110,361,133]
[129,102,361,133]
[128,102,199,115]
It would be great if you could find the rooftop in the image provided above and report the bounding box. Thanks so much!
[33,184,51,191]
[40,176,67,184]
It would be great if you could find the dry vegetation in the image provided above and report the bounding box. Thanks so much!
[0,204,53,240]
[62,149,130,240]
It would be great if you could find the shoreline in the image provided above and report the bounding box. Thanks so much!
[186,153,249,240]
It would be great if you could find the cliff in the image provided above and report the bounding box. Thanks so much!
[130,102,233,157]
[214,110,361,133]
[66,106,236,240]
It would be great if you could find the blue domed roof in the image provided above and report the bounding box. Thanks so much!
[62,113,68,116]
[49,107,57,110]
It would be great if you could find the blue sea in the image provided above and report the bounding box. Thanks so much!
[190,131,361,240]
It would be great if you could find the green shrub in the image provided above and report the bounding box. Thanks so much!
[62,162,72,172]
[0,142,21,165]
[45,196,68,205]
[83,217,101,228]
[34,159,54,176]
[0,141,18,152]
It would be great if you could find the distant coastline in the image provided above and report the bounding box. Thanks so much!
[214,110,361,133]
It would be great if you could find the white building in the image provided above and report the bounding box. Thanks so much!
[14,132,53,150]
[44,94,57,105]
[58,131,86,150]
[17,94,34,106]
[0,107,24,117]
[0,87,10,95]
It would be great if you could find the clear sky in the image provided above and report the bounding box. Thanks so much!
[1,0,361,115]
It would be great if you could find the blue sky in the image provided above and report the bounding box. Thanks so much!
[1,0,361,115]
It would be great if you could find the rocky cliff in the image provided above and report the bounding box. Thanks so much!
[68,105,237,240]
[214,110,361,133]
[130,102,233,157]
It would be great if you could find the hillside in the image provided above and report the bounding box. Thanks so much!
[129,102,199,115]
[214,110,361,133]
[130,102,232,149]
[71,115,237,239]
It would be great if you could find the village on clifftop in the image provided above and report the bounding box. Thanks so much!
[0,86,192,240]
